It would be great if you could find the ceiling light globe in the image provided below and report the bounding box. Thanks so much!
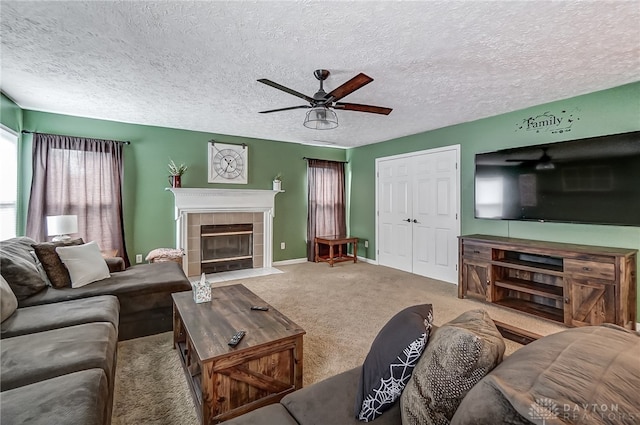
[303,106,338,130]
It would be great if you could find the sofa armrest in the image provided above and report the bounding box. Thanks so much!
[105,257,126,273]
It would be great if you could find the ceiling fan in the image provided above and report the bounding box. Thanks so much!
[257,69,392,129]
[507,147,555,170]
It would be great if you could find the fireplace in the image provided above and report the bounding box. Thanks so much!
[201,223,253,273]
[167,188,281,277]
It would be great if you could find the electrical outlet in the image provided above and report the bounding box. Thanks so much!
[280,242,286,250]
[135,254,143,263]
[364,240,369,248]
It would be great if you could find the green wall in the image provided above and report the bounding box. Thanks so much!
[17,110,345,263]
[1,93,23,132]
[5,82,640,315]
[347,81,640,314]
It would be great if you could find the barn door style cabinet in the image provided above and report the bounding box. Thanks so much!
[459,234,637,330]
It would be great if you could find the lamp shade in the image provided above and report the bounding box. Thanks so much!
[47,215,78,237]
[303,106,338,130]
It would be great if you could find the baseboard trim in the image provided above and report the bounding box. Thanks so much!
[274,257,377,266]
[357,256,377,265]
[273,258,308,266]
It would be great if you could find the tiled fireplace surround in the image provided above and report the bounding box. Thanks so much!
[186,212,263,276]
[167,188,280,277]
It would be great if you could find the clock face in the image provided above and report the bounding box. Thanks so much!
[213,149,244,179]
[208,142,248,184]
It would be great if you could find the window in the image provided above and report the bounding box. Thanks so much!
[475,176,504,218]
[306,159,346,261]
[26,133,130,266]
[0,126,18,239]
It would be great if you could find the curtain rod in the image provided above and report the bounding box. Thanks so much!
[303,156,348,163]
[21,130,131,145]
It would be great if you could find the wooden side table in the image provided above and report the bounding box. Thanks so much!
[314,235,358,267]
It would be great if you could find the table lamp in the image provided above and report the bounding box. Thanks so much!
[46,215,78,242]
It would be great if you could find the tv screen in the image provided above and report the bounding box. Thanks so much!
[474,131,640,226]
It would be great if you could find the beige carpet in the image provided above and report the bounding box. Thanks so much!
[112,261,567,424]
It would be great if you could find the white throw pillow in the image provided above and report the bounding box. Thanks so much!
[1,274,19,322]
[55,241,110,288]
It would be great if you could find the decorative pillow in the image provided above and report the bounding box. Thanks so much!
[55,241,110,288]
[400,309,505,425]
[32,238,84,288]
[29,250,53,287]
[0,237,47,300]
[0,275,18,322]
[354,304,433,422]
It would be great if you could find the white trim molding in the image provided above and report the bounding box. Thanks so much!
[166,188,281,272]
[273,258,308,266]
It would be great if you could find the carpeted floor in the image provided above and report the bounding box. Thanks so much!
[112,261,567,424]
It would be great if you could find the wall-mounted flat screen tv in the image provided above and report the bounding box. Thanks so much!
[474,131,640,226]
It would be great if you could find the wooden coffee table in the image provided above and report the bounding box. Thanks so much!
[172,284,305,424]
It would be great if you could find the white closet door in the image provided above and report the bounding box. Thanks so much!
[377,157,413,272]
[411,148,459,283]
[377,146,459,283]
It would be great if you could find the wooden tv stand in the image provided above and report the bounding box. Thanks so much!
[459,235,637,331]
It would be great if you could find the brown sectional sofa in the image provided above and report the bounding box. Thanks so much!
[19,259,191,340]
[225,323,640,425]
[0,236,192,425]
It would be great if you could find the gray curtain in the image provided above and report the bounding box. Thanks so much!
[306,159,346,261]
[26,133,130,267]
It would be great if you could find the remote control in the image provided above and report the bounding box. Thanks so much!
[251,306,269,311]
[228,330,246,347]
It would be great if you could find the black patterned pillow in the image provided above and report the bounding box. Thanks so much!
[354,304,433,422]
[400,309,505,425]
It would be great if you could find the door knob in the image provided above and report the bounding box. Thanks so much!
[403,218,411,222]
[412,219,419,223]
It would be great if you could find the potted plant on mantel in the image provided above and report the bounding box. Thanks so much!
[273,172,283,191]
[168,159,188,188]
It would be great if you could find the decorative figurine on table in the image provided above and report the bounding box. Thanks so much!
[192,273,211,303]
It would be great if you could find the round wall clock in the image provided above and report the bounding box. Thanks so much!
[208,142,248,184]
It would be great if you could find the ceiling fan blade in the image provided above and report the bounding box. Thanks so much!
[325,73,374,102]
[259,105,310,114]
[334,102,392,115]
[257,79,314,103]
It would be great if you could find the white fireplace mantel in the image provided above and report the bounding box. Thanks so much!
[166,188,281,216]
[166,188,281,271]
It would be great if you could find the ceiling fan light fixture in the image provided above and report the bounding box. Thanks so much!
[303,106,338,130]
[535,161,555,171]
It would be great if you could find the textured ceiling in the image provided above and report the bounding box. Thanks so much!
[1,1,639,148]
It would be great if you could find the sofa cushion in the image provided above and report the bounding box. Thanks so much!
[223,403,300,425]
[1,275,18,322]
[0,369,109,425]
[354,304,433,422]
[1,295,119,339]
[282,366,402,425]
[56,241,111,288]
[19,262,190,313]
[450,324,640,425]
[400,309,505,425]
[0,322,117,391]
[31,238,84,288]
[0,237,47,300]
